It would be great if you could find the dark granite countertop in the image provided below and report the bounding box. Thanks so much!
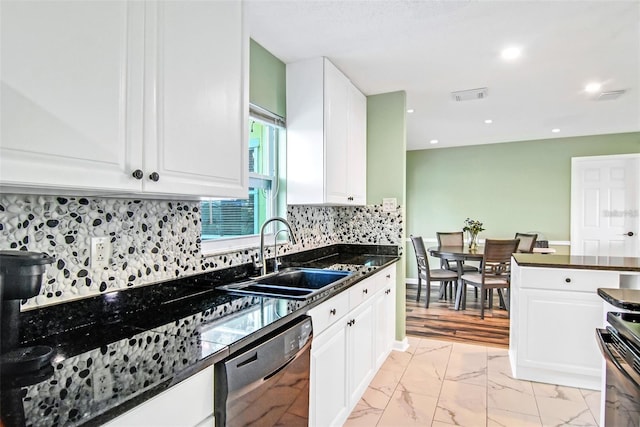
[513,253,640,272]
[0,244,399,427]
[597,288,640,311]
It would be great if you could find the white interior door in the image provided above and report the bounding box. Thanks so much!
[571,154,640,257]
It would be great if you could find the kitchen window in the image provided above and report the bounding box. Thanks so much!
[201,106,286,253]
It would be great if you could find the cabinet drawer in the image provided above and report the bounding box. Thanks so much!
[519,267,619,292]
[349,277,375,309]
[308,290,349,335]
[379,266,396,291]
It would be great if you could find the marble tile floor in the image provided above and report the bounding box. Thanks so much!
[345,336,600,427]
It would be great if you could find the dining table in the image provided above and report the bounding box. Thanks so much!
[428,245,485,310]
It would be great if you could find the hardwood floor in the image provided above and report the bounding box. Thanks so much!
[405,281,510,348]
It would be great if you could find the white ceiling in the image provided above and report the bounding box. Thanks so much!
[245,0,640,151]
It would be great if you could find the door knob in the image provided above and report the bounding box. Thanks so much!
[132,169,144,180]
[149,172,160,182]
[627,231,635,237]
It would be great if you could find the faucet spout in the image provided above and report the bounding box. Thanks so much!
[258,217,297,275]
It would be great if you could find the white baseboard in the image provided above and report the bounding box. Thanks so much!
[393,337,409,352]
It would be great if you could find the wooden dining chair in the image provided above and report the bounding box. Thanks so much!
[410,235,459,308]
[437,232,479,273]
[437,231,479,298]
[514,232,537,253]
[458,238,520,319]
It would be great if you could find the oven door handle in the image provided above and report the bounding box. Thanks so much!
[596,328,640,388]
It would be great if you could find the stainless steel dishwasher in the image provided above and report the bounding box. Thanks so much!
[214,316,312,427]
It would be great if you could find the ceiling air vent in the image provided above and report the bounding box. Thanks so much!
[597,90,626,101]
[451,87,488,102]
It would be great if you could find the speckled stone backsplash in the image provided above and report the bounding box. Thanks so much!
[0,194,403,309]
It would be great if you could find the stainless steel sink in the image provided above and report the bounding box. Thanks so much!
[219,267,352,299]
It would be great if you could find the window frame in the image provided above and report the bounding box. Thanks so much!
[201,105,285,256]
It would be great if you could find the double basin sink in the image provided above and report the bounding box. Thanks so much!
[219,267,352,300]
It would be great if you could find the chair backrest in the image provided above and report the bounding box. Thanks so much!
[437,232,464,246]
[481,239,520,279]
[409,235,431,278]
[514,233,537,253]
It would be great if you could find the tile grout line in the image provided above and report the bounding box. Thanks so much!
[375,339,417,427]
[436,340,455,426]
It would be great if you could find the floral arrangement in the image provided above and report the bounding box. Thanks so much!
[463,218,485,235]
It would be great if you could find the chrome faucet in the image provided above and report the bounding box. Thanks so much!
[273,229,290,273]
[257,217,297,276]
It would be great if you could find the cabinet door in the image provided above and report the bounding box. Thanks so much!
[104,365,214,427]
[519,289,603,380]
[374,268,396,368]
[347,82,367,205]
[143,0,248,198]
[310,320,349,427]
[323,59,350,204]
[1,1,144,193]
[348,302,375,406]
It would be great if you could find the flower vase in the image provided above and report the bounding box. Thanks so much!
[468,233,479,250]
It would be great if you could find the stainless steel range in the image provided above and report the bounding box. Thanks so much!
[596,288,640,427]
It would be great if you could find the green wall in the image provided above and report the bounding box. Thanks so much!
[367,92,407,341]
[367,92,407,206]
[249,39,288,216]
[249,39,286,117]
[405,132,640,278]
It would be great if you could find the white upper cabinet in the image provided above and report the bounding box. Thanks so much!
[0,0,248,199]
[286,57,366,205]
[142,1,247,198]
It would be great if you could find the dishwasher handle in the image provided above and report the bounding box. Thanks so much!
[223,316,312,396]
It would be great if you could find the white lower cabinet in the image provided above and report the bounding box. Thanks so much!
[374,268,397,368]
[516,288,603,388]
[105,365,214,426]
[309,264,396,427]
[309,309,351,427]
[347,302,375,406]
[509,261,621,390]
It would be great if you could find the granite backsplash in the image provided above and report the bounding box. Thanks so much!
[0,194,403,309]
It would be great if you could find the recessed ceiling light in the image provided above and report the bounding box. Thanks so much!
[585,82,602,93]
[501,46,521,60]
[430,139,439,145]
[484,119,493,124]
[407,109,414,113]
[551,128,560,133]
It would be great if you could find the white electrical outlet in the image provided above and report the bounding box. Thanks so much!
[92,370,113,402]
[90,236,111,269]
[382,198,397,212]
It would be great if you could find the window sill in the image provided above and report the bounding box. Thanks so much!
[201,234,279,257]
